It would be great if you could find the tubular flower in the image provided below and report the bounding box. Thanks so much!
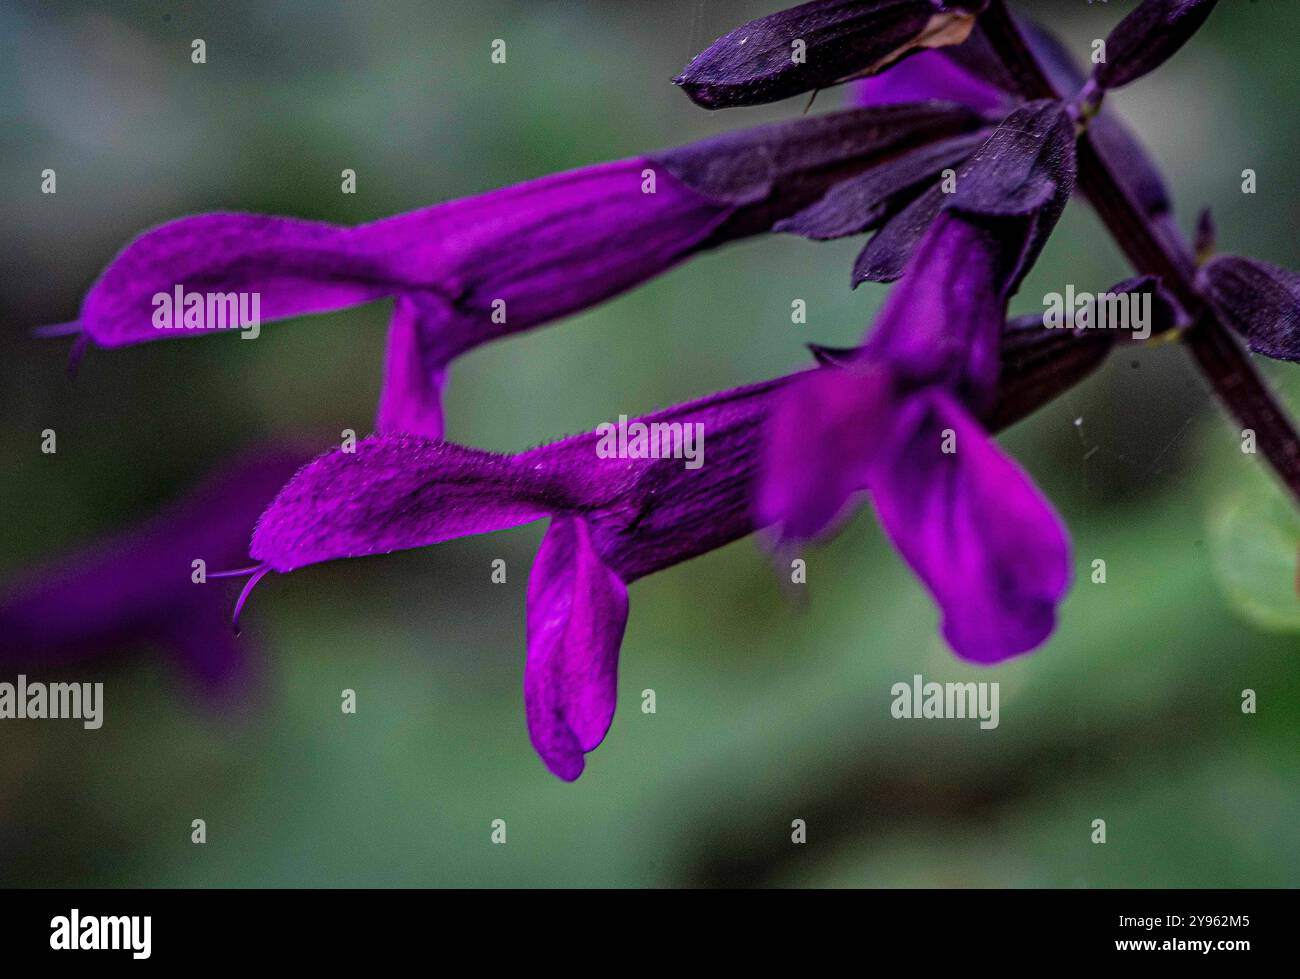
[244,272,1127,777]
[56,103,988,440]
[0,448,305,698]
[760,100,1077,661]
[37,0,1294,786]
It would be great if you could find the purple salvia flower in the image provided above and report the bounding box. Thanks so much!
[761,214,1070,660]
[247,388,784,779]
[1090,0,1219,92]
[57,104,985,440]
[22,0,1300,791]
[1198,256,1300,362]
[675,0,987,109]
[0,447,304,698]
[245,285,1116,778]
[760,100,1078,661]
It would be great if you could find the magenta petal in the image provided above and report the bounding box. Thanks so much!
[868,391,1070,662]
[525,517,629,781]
[376,295,448,439]
[758,365,897,541]
[80,213,394,348]
[374,159,735,370]
[852,49,1009,113]
[862,212,1005,396]
[250,438,560,572]
[76,162,733,360]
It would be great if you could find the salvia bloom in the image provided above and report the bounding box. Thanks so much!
[762,100,1077,660]
[58,103,989,440]
[39,0,1300,778]
[0,448,304,699]
[247,304,1124,778]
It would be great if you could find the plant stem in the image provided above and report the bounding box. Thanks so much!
[980,0,1300,502]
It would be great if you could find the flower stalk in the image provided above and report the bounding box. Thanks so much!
[979,0,1300,503]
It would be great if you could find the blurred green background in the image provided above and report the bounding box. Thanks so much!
[1,0,1297,887]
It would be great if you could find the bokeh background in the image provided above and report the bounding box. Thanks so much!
[2,0,1298,887]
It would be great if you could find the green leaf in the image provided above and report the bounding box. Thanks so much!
[1209,485,1300,632]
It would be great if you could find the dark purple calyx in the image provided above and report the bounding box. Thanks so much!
[1199,256,1300,362]
[675,0,988,110]
[1092,0,1219,92]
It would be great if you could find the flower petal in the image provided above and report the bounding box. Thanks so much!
[376,295,449,439]
[250,438,563,572]
[525,517,629,781]
[80,213,393,348]
[758,364,897,541]
[383,160,737,370]
[853,47,1010,113]
[860,212,1008,397]
[73,163,735,356]
[70,105,991,445]
[766,209,1009,540]
[868,390,1070,661]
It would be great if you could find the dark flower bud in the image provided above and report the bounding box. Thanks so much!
[1092,0,1219,92]
[675,0,987,109]
[853,99,1076,285]
[1199,256,1300,362]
